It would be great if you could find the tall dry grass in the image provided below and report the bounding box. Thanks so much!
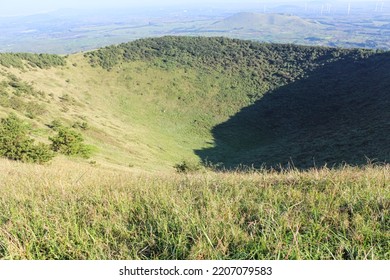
[0,158,388,259]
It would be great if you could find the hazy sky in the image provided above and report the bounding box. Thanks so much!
[0,0,385,16]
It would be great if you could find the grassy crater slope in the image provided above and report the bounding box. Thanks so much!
[0,36,389,170]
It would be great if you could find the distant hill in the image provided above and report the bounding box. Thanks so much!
[0,36,388,170]
[1,10,389,53]
[209,12,323,32]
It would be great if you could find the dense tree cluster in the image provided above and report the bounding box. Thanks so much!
[86,36,377,85]
[0,114,54,163]
[0,53,65,69]
[0,114,92,163]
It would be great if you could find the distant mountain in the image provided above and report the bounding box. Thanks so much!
[209,12,323,32]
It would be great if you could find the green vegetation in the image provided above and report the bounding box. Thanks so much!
[0,74,47,119]
[72,121,89,130]
[0,114,53,163]
[0,160,388,259]
[49,126,92,158]
[85,37,388,169]
[197,49,390,169]
[0,113,92,163]
[174,160,203,173]
[0,37,388,170]
[87,36,374,76]
[0,37,388,169]
[0,37,388,260]
[0,53,65,69]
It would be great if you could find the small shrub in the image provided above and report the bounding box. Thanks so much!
[59,93,71,102]
[47,119,63,131]
[26,142,55,164]
[0,91,10,107]
[174,160,202,173]
[72,121,89,130]
[37,90,46,98]
[49,126,92,158]
[8,79,35,96]
[25,102,46,119]
[59,93,78,107]
[0,114,54,163]
[9,96,26,111]
[60,106,69,113]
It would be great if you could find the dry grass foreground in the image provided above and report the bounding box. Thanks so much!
[0,158,388,260]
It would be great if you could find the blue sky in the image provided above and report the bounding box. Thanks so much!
[0,0,384,16]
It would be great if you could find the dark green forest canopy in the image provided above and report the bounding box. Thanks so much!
[86,36,382,91]
[87,36,377,69]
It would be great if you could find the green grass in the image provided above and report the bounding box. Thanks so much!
[0,158,388,260]
[0,53,65,69]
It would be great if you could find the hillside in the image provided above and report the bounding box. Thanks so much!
[0,158,388,259]
[0,36,389,170]
[0,37,389,261]
[211,12,320,30]
[204,12,325,43]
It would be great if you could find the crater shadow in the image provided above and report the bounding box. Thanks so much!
[196,52,390,170]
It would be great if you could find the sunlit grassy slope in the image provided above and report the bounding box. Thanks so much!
[1,50,222,170]
[2,39,268,170]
